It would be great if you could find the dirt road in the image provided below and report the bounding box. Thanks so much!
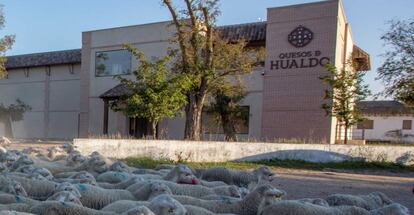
[274,168,414,213]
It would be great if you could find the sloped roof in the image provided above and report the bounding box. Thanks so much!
[6,49,81,69]
[100,84,131,100]
[218,22,267,43]
[5,22,267,70]
[357,100,414,115]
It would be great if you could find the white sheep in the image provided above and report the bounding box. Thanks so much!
[127,180,240,198]
[29,201,116,215]
[200,166,275,187]
[172,184,285,215]
[370,203,410,215]
[131,181,172,201]
[74,183,135,210]
[102,195,187,215]
[326,191,394,210]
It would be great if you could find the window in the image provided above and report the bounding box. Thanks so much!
[357,119,374,130]
[202,106,249,134]
[95,50,132,76]
[403,120,412,130]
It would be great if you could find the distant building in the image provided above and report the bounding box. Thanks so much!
[0,0,371,143]
[353,101,414,143]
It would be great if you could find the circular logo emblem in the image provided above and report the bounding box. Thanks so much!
[288,26,313,48]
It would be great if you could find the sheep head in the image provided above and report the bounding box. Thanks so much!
[32,167,54,180]
[254,166,276,182]
[148,182,172,200]
[110,161,131,173]
[68,171,97,185]
[166,164,199,185]
[149,195,187,215]
[369,191,393,206]
[47,191,83,206]
[1,180,27,197]
[54,182,82,199]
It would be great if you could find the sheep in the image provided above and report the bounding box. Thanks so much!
[0,179,28,197]
[0,193,38,205]
[98,175,144,189]
[297,198,330,207]
[122,206,155,215]
[96,171,132,183]
[109,161,135,173]
[369,203,410,215]
[74,183,135,210]
[326,191,394,210]
[183,204,237,215]
[46,191,82,206]
[101,194,187,215]
[65,151,86,167]
[4,175,57,200]
[171,184,285,215]
[54,171,98,185]
[0,204,32,214]
[127,180,240,198]
[200,166,276,187]
[29,201,116,215]
[54,182,82,199]
[10,156,34,171]
[258,200,371,215]
[131,182,172,201]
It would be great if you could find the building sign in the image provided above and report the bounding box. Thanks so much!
[269,25,331,70]
[288,26,313,48]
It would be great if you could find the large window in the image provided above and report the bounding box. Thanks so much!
[357,119,374,130]
[95,50,132,76]
[202,106,249,134]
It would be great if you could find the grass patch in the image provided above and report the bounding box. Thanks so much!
[123,157,414,172]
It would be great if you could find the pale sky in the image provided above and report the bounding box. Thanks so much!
[1,0,413,99]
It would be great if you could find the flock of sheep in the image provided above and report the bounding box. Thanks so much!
[0,143,409,215]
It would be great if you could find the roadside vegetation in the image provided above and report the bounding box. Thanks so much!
[123,156,414,172]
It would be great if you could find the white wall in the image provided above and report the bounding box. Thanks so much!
[0,64,81,139]
[353,115,414,143]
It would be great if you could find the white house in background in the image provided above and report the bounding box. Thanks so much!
[354,101,414,143]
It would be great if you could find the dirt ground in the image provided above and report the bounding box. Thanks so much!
[6,142,414,213]
[273,168,414,213]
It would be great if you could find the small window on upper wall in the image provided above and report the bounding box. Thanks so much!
[403,120,412,130]
[95,50,132,77]
[357,119,374,130]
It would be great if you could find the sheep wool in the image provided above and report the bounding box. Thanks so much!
[75,183,135,210]
[326,191,394,210]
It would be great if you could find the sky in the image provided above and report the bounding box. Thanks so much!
[0,0,413,99]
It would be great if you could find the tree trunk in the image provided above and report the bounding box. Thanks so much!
[184,92,206,141]
[150,121,158,140]
[3,117,13,138]
[344,123,349,145]
[221,114,236,142]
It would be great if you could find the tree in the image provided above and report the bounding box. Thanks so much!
[377,18,414,107]
[110,45,189,139]
[320,61,370,144]
[0,5,15,78]
[162,0,262,140]
[0,99,31,138]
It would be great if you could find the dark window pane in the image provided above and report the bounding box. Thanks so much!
[357,120,374,130]
[403,120,412,130]
[95,50,131,76]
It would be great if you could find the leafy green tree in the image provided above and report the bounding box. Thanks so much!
[320,61,370,144]
[377,18,414,107]
[0,5,15,78]
[205,80,248,141]
[110,45,189,139]
[163,0,262,140]
[0,99,31,138]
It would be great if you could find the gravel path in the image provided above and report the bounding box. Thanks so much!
[273,168,414,213]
